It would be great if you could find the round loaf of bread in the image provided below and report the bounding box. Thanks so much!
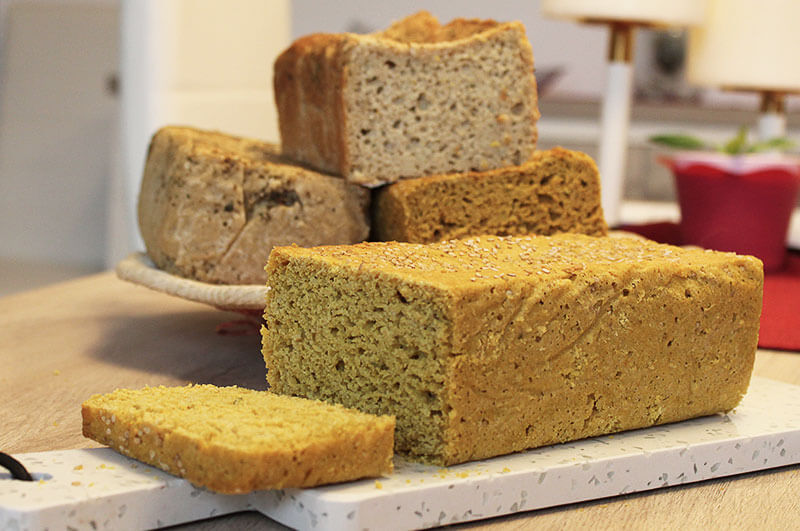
[138,126,371,285]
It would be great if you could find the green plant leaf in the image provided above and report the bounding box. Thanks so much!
[721,125,749,154]
[651,127,794,155]
[648,134,707,150]
[746,137,796,153]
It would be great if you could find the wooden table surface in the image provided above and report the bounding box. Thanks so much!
[2,272,799,529]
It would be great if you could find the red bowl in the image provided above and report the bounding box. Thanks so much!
[662,153,800,272]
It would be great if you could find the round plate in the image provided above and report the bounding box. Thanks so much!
[115,252,266,312]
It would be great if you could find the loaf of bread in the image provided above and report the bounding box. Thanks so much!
[263,234,762,465]
[274,11,540,187]
[82,385,395,493]
[138,126,370,285]
[372,147,607,243]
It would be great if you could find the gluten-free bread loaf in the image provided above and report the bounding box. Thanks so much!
[82,385,395,493]
[372,147,607,243]
[138,126,370,285]
[274,11,540,186]
[262,234,763,465]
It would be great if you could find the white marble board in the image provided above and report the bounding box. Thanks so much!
[2,376,800,530]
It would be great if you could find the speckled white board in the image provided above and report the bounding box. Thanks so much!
[3,376,800,530]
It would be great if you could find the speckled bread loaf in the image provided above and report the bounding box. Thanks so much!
[262,234,763,465]
[274,11,540,187]
[138,126,370,285]
[82,385,395,494]
[372,147,607,243]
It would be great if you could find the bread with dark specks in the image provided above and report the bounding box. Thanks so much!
[138,126,370,285]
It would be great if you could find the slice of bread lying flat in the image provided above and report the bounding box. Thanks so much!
[82,385,395,494]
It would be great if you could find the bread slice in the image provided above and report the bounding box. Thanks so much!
[372,147,607,242]
[263,234,762,465]
[138,126,370,285]
[82,385,395,493]
[274,11,540,186]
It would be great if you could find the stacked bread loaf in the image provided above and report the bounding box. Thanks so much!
[275,11,541,186]
[137,11,606,285]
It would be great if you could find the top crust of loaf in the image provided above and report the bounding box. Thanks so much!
[274,11,540,186]
[267,233,764,296]
[376,11,511,43]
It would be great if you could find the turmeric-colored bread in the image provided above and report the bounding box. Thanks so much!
[82,385,395,493]
[372,147,607,243]
[263,233,762,465]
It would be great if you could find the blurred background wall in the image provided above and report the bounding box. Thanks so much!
[0,0,797,295]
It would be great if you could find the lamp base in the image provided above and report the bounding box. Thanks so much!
[758,112,787,141]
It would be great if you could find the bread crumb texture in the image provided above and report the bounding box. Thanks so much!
[81,385,395,493]
[275,11,540,186]
[372,147,607,242]
[263,233,763,465]
[138,126,370,285]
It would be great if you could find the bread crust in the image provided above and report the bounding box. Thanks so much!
[274,33,351,175]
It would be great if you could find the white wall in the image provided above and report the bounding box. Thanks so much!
[0,0,291,271]
[0,1,118,269]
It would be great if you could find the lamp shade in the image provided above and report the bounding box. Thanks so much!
[687,0,800,92]
[541,0,707,26]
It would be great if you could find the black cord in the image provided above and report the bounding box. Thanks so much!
[0,452,33,481]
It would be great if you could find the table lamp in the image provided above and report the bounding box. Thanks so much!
[541,0,708,226]
[687,0,800,140]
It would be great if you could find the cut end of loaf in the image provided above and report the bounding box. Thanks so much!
[264,248,453,461]
[344,22,539,186]
[274,12,539,185]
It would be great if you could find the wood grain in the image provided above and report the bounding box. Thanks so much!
[2,272,798,529]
